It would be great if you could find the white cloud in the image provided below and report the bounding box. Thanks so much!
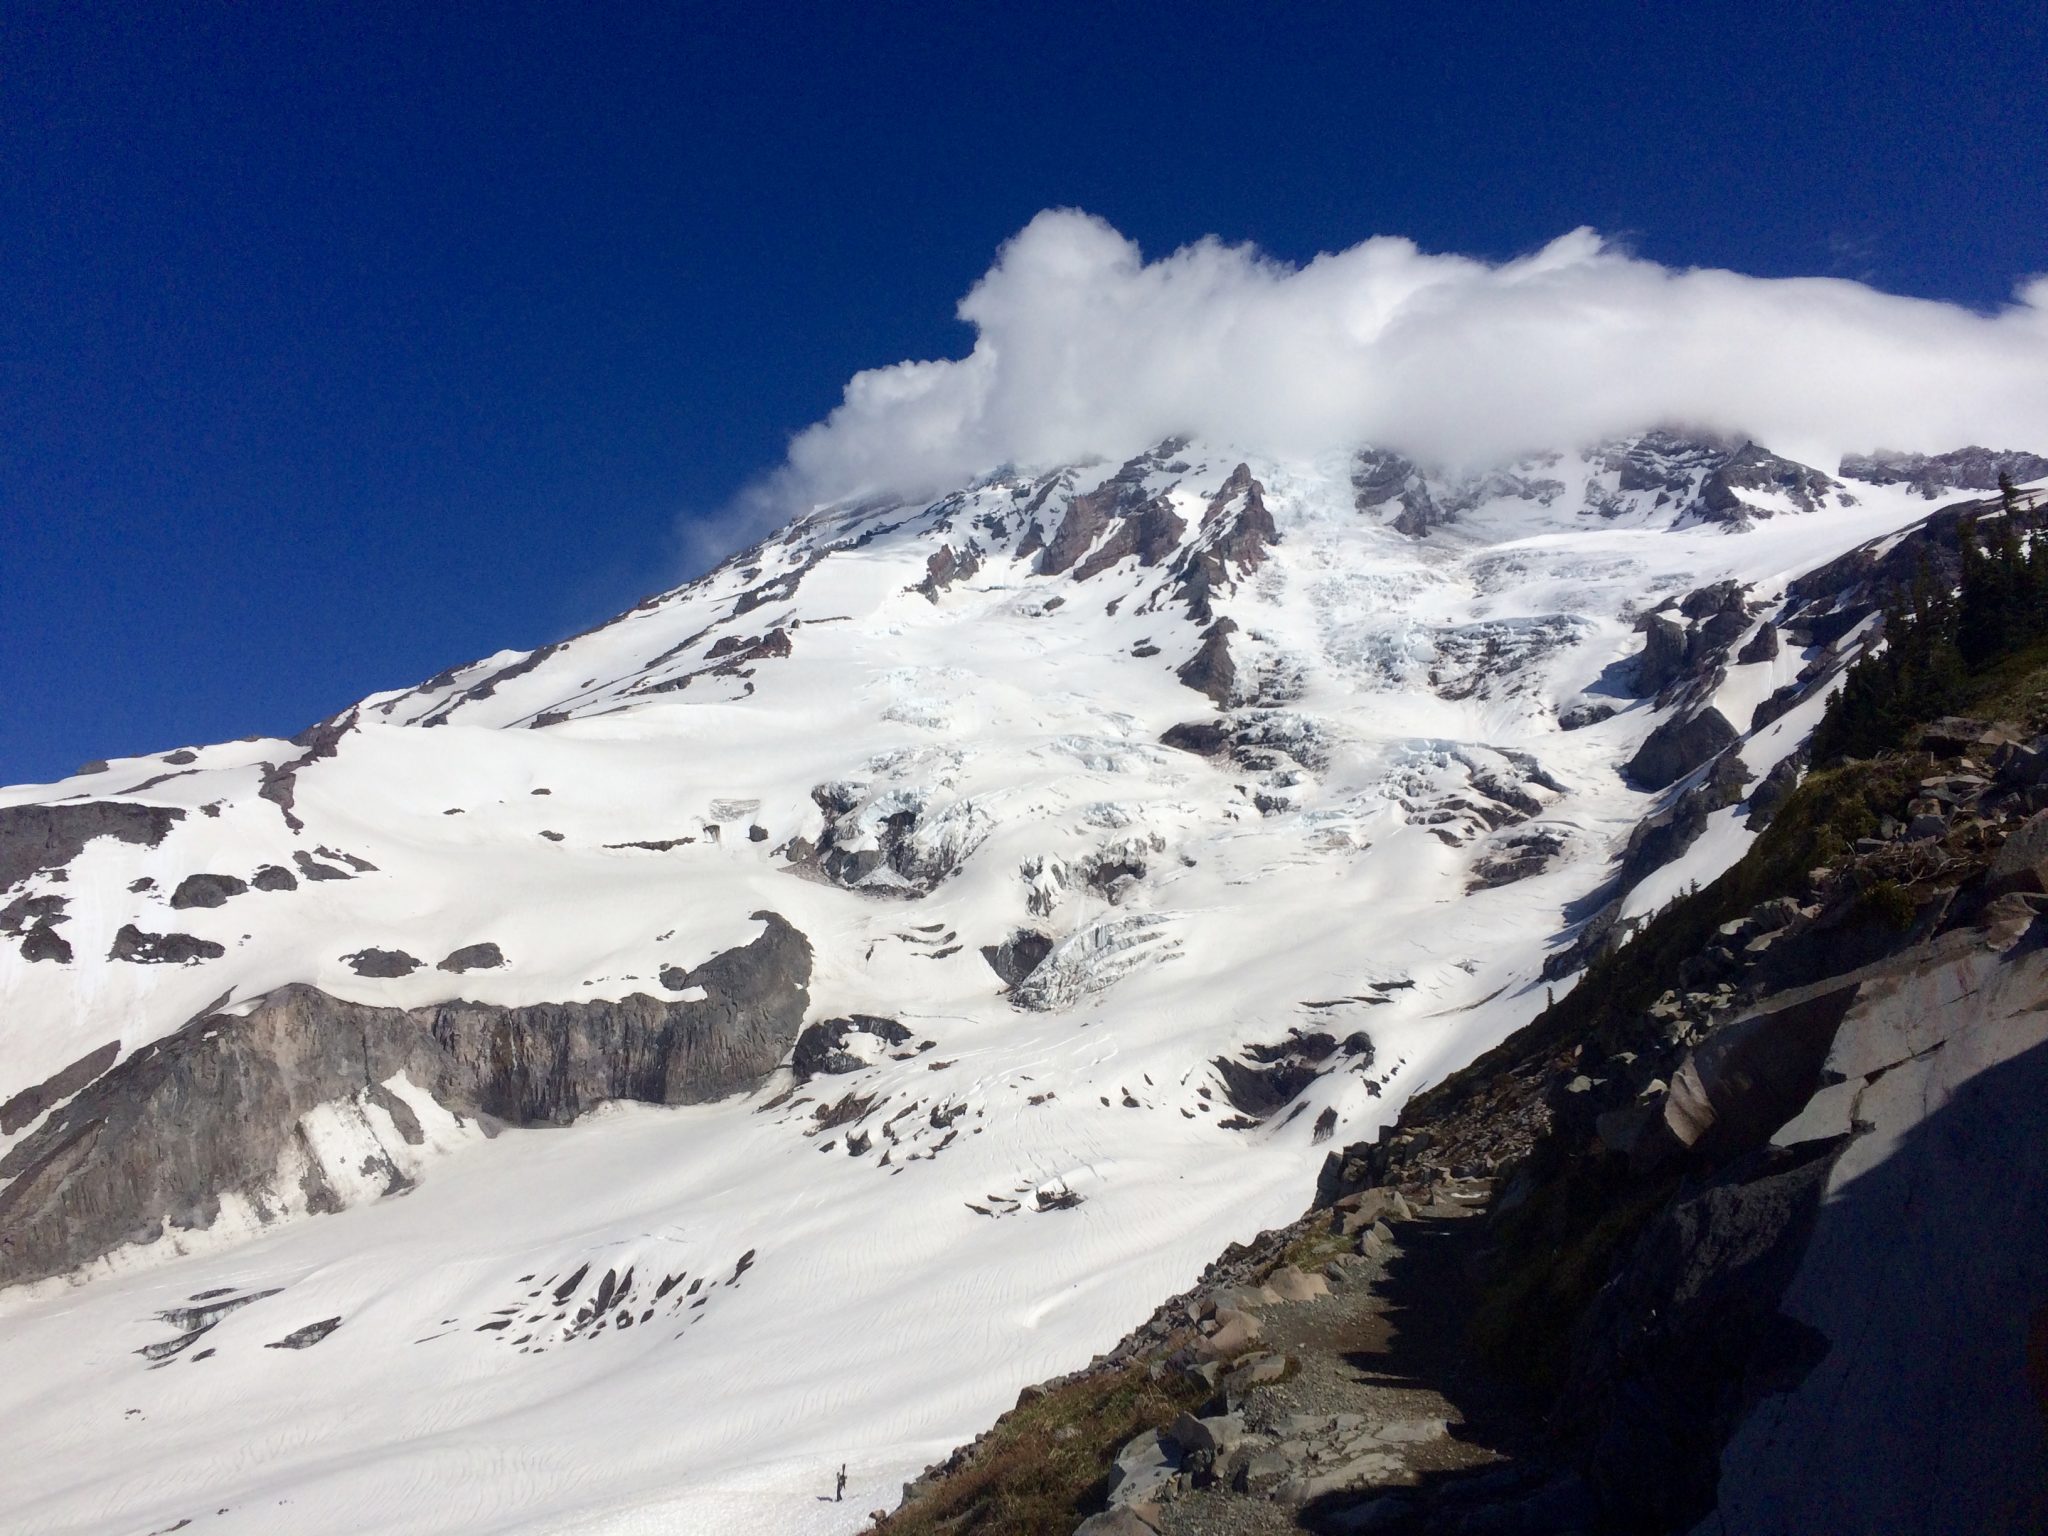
[765,209,2048,509]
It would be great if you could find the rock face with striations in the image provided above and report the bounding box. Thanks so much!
[0,912,812,1290]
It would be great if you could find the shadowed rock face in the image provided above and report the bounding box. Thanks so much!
[1627,707,1739,791]
[981,929,1053,990]
[0,912,812,1291]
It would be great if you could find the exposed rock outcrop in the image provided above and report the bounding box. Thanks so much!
[108,924,225,965]
[1839,444,2048,499]
[791,1015,913,1082]
[980,929,1053,990]
[792,780,992,897]
[0,912,812,1289]
[344,948,423,978]
[1039,452,1188,580]
[1625,706,1738,791]
[0,801,185,893]
[170,873,249,909]
[1168,463,1278,623]
[258,709,356,832]
[1177,619,1238,706]
[1689,443,1843,526]
[0,1040,119,1135]
[913,543,982,601]
[1352,449,1444,536]
[436,942,505,973]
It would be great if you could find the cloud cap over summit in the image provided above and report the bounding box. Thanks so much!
[777,210,2048,506]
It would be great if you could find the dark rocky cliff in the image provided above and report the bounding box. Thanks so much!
[0,912,811,1290]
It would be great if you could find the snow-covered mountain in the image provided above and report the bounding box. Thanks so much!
[1,434,2040,1535]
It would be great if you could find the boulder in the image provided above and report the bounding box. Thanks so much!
[1104,1428,1179,1507]
[250,864,298,892]
[1198,1306,1264,1359]
[1746,754,1803,830]
[1357,1220,1395,1260]
[1170,1410,1246,1457]
[1264,1264,1329,1303]
[1221,1350,1289,1398]
[1339,1186,1412,1230]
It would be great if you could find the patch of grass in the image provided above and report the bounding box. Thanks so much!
[871,1362,1208,1536]
[1278,1224,1351,1274]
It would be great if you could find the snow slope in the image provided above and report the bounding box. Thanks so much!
[0,439,1999,1534]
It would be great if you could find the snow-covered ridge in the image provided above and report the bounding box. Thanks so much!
[0,435,2040,1535]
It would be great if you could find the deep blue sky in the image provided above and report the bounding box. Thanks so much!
[4,2,2044,784]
